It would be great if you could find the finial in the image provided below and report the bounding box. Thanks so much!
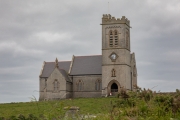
[55,58,59,68]
[108,2,109,14]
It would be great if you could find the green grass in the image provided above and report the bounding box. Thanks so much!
[0,88,180,120]
[0,97,117,118]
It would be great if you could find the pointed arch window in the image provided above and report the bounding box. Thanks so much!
[95,79,102,91]
[111,69,116,77]
[109,30,119,47]
[54,79,59,92]
[133,66,136,77]
[114,30,118,46]
[109,30,113,47]
[126,31,129,49]
[45,79,47,88]
[77,80,83,91]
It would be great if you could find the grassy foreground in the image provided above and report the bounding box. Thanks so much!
[0,97,116,119]
[0,87,180,120]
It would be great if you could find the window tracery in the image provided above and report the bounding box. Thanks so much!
[114,30,118,46]
[109,30,113,47]
[109,30,119,47]
[54,79,58,91]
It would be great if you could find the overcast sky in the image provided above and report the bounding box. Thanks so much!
[0,0,180,103]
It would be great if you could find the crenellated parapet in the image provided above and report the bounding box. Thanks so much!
[102,14,130,26]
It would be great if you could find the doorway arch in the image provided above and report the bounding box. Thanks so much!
[107,80,121,95]
[111,83,118,92]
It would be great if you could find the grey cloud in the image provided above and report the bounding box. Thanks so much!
[0,0,180,103]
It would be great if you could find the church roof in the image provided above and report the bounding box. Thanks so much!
[40,61,71,77]
[58,69,72,82]
[70,55,102,75]
[40,55,102,77]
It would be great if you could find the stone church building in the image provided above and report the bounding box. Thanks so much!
[39,14,137,101]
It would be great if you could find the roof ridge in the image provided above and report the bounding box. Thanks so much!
[74,55,101,57]
[45,61,71,63]
[58,61,71,62]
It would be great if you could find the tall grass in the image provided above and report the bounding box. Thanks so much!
[0,87,180,119]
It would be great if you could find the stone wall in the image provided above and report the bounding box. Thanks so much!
[73,91,102,98]
[101,15,132,96]
[39,68,73,100]
[66,82,73,98]
[72,75,102,98]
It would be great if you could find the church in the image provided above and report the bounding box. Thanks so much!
[39,14,137,101]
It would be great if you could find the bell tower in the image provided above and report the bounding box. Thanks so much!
[101,14,132,96]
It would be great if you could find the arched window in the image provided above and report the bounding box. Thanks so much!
[95,79,102,91]
[133,66,136,77]
[45,79,47,88]
[111,69,116,77]
[126,31,129,49]
[54,80,58,91]
[114,30,118,46]
[109,30,119,47]
[109,30,113,47]
[77,80,83,91]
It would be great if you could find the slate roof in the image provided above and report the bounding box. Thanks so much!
[40,55,102,78]
[59,69,72,82]
[70,55,102,75]
[40,61,71,78]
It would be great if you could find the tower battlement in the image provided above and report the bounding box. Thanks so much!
[102,14,130,26]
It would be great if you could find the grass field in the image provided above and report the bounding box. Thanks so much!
[0,97,117,119]
[0,88,180,120]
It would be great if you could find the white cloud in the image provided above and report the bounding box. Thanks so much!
[0,41,16,52]
[35,32,72,43]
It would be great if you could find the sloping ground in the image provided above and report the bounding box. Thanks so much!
[0,89,180,120]
[0,97,117,118]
